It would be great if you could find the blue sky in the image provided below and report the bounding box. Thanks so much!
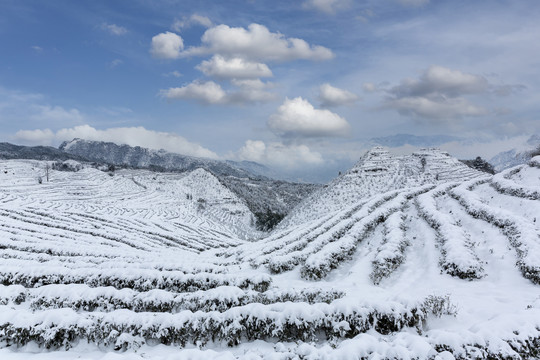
[1,0,539,181]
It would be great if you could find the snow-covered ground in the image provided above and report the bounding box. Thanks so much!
[1,155,540,359]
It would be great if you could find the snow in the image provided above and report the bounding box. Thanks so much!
[1,152,540,359]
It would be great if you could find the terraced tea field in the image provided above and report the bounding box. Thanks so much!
[1,156,540,359]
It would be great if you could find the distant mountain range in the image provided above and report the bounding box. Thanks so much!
[60,138,276,179]
[489,134,540,172]
[0,142,87,162]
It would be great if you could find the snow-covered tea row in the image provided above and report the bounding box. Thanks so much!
[0,295,454,349]
[416,183,485,280]
[0,284,343,313]
[450,179,540,284]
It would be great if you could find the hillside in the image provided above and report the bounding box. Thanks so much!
[278,147,484,230]
[1,155,539,359]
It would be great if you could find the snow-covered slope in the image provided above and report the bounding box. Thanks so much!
[279,147,484,230]
[0,160,256,241]
[1,157,540,359]
[58,139,320,220]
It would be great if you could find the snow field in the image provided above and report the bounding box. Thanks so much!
[1,157,540,358]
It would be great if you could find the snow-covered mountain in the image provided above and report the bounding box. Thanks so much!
[490,134,540,172]
[278,147,484,230]
[0,142,86,162]
[60,138,272,179]
[1,153,540,359]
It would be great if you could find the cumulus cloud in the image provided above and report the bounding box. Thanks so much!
[302,0,350,14]
[161,81,226,104]
[197,55,273,79]
[182,23,334,62]
[383,66,494,120]
[161,80,276,105]
[236,140,323,169]
[172,14,212,31]
[387,96,487,119]
[14,128,55,144]
[100,23,127,36]
[268,97,350,138]
[14,125,218,159]
[318,83,359,107]
[389,65,489,98]
[150,32,184,59]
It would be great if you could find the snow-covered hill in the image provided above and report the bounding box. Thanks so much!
[1,155,540,359]
[278,147,484,230]
[1,140,320,224]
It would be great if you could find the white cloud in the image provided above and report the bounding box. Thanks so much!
[150,32,184,59]
[230,79,273,90]
[172,14,212,31]
[197,55,273,79]
[190,14,212,28]
[387,96,487,119]
[14,125,218,159]
[30,105,84,123]
[383,66,494,120]
[268,97,350,138]
[318,83,359,107]
[161,81,226,104]
[183,23,334,62]
[14,128,55,144]
[31,45,43,52]
[161,80,276,105]
[236,140,323,169]
[101,23,127,36]
[302,0,349,14]
[390,65,489,98]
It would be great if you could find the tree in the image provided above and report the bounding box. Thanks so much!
[254,209,285,232]
[460,157,495,174]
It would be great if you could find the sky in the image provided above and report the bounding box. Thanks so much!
[0,0,539,182]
